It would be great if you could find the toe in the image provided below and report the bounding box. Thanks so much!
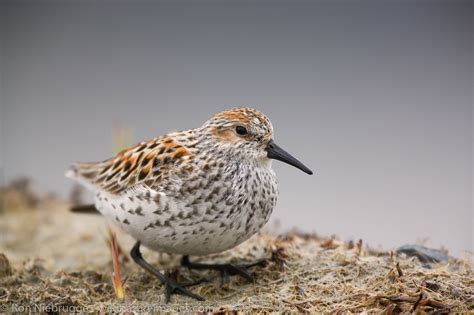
[175,285,205,301]
[227,264,254,281]
[164,280,205,302]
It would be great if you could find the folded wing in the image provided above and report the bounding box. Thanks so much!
[66,135,193,195]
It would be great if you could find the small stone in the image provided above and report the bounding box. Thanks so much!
[23,258,45,274]
[451,287,461,297]
[396,244,452,264]
[0,253,12,277]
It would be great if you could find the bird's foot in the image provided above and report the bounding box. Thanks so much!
[163,278,205,303]
[130,242,205,303]
[165,269,210,296]
[181,256,267,284]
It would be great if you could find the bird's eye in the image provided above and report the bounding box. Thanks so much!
[235,126,248,135]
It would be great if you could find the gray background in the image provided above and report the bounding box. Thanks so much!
[1,0,472,256]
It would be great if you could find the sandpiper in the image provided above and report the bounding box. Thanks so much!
[67,107,313,302]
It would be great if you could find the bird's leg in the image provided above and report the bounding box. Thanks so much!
[181,255,267,284]
[130,241,205,303]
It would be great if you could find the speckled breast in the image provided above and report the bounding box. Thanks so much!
[95,160,278,256]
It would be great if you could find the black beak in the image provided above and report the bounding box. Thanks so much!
[266,139,313,175]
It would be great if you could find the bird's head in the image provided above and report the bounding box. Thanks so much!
[202,107,313,175]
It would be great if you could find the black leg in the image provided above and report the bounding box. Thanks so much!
[130,241,205,303]
[181,255,267,283]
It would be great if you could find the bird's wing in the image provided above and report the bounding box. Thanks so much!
[66,133,195,195]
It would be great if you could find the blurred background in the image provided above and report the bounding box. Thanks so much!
[1,0,472,256]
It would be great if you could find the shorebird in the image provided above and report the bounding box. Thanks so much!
[66,107,312,302]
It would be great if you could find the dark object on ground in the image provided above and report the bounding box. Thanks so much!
[70,204,99,214]
[396,244,452,263]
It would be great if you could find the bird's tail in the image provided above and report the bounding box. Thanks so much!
[65,161,106,190]
[66,162,107,214]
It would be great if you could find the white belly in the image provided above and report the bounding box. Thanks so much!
[94,179,277,256]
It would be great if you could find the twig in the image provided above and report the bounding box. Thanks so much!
[109,231,125,300]
[412,291,424,311]
[375,294,451,310]
[355,239,363,257]
[396,262,403,277]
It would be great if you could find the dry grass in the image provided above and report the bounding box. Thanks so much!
[0,181,473,313]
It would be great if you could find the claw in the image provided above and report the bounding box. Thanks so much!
[182,255,267,283]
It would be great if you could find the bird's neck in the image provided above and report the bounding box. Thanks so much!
[193,127,255,167]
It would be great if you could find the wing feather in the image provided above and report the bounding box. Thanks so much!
[67,133,194,195]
